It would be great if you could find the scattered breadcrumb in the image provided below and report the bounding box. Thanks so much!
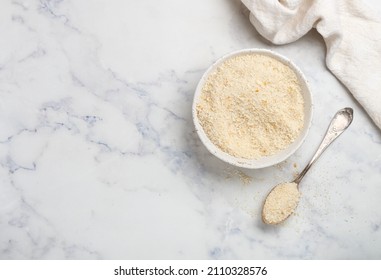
[224,168,252,185]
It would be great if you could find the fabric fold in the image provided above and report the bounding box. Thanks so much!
[242,0,381,129]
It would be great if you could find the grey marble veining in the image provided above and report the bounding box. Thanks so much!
[0,0,380,259]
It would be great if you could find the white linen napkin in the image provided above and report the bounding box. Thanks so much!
[241,0,381,129]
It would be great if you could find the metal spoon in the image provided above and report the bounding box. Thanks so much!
[262,107,354,225]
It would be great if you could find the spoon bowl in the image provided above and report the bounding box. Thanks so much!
[262,182,300,225]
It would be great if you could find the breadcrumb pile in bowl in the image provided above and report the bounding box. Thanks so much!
[192,49,313,169]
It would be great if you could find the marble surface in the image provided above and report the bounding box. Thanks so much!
[1,0,381,260]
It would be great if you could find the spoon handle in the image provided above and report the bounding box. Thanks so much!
[293,107,354,185]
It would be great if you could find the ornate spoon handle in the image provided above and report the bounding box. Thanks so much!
[293,108,354,185]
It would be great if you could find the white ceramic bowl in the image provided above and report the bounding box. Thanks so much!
[192,49,313,169]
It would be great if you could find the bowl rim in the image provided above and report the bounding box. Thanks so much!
[192,48,313,169]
